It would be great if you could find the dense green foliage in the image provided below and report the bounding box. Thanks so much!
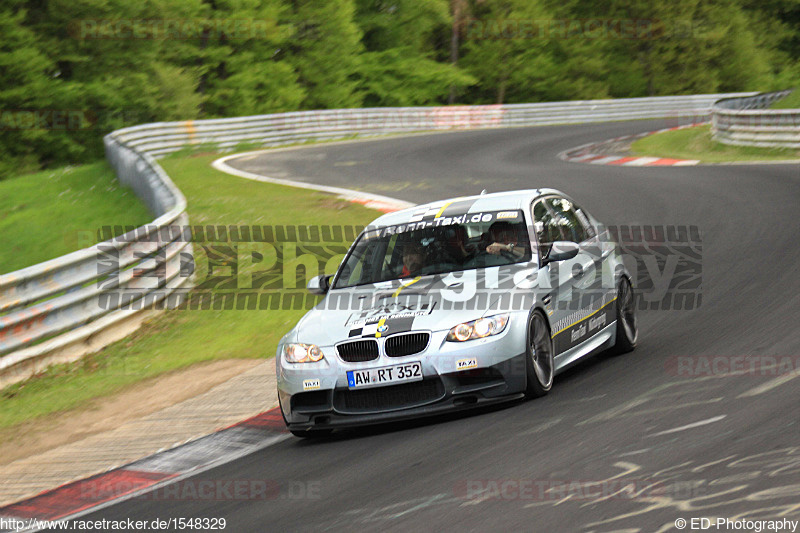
[1,0,797,176]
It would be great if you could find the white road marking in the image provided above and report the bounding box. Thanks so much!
[618,448,652,457]
[558,394,607,407]
[623,157,661,166]
[737,371,800,398]
[647,415,727,437]
[212,153,414,212]
[589,156,623,165]
[569,153,600,161]
[520,417,563,436]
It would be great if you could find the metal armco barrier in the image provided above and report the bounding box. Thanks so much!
[0,139,192,387]
[113,94,757,157]
[711,90,799,148]
[0,92,770,386]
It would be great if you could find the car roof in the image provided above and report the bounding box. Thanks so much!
[369,188,565,227]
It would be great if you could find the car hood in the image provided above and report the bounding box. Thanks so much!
[286,264,540,346]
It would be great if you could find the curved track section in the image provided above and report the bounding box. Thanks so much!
[82,120,800,531]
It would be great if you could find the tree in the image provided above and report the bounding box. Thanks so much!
[0,5,65,175]
[459,0,610,103]
[288,0,364,109]
[355,0,473,106]
[187,0,303,117]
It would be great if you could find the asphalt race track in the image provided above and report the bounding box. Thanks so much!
[82,120,800,531]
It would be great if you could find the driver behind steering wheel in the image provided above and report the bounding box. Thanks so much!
[485,221,526,260]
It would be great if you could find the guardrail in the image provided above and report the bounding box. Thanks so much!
[0,92,760,386]
[113,94,756,157]
[0,139,192,387]
[711,90,799,148]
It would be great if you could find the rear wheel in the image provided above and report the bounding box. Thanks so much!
[525,310,554,398]
[611,276,638,354]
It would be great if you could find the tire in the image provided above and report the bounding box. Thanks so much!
[525,310,555,398]
[611,276,638,355]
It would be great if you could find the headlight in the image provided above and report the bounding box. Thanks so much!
[283,343,324,363]
[446,314,509,342]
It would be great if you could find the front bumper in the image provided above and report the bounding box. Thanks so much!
[277,319,530,431]
[276,313,527,430]
[279,356,527,431]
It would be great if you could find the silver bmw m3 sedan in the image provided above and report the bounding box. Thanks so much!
[277,189,638,437]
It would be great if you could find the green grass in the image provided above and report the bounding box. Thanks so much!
[769,90,800,109]
[0,153,379,431]
[0,161,152,274]
[631,125,800,163]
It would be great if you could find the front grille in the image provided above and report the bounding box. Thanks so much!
[385,332,430,357]
[334,378,444,413]
[336,339,379,362]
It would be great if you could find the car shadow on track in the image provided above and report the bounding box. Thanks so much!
[288,400,523,445]
[288,348,630,445]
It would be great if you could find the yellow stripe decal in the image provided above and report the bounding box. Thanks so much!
[434,202,453,218]
[375,317,387,338]
[551,297,617,338]
[392,276,421,298]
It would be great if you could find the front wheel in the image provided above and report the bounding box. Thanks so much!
[525,310,554,398]
[611,276,638,355]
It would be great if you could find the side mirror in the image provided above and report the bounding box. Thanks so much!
[307,274,331,294]
[544,241,579,264]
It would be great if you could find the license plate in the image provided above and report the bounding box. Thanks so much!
[346,362,422,390]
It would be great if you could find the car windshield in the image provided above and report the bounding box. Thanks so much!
[332,210,531,289]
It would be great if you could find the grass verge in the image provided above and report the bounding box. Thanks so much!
[0,152,379,432]
[631,125,800,163]
[769,90,800,109]
[0,161,152,273]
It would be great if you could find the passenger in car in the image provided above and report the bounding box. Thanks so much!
[400,241,425,277]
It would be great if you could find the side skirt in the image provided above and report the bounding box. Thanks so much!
[553,321,617,375]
